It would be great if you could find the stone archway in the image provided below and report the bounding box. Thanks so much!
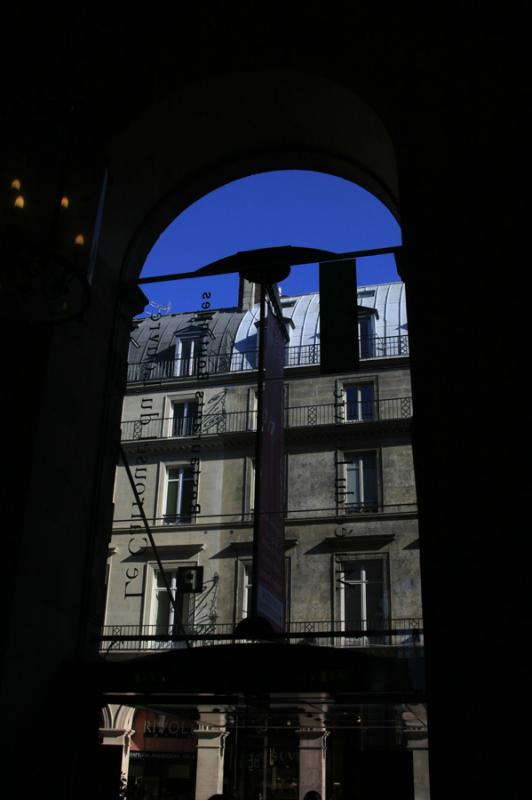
[4,68,403,800]
[101,69,399,285]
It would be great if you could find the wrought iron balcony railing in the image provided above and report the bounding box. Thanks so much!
[121,397,412,441]
[99,618,424,653]
[111,500,418,530]
[127,335,409,383]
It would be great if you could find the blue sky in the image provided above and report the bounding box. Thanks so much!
[139,170,402,314]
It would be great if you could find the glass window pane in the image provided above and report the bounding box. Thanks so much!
[360,384,375,419]
[362,452,378,505]
[165,475,179,518]
[172,403,185,435]
[345,386,358,420]
[181,340,193,359]
[156,572,168,589]
[359,316,374,358]
[179,339,194,376]
[366,581,384,622]
[345,583,362,626]
[180,469,194,522]
[344,562,362,580]
[172,402,197,436]
[343,559,384,630]
[346,459,361,504]
[363,560,382,583]
[243,565,253,618]
[155,590,170,629]
[186,402,197,435]
[345,384,374,420]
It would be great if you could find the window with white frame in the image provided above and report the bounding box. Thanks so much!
[246,457,256,519]
[175,336,198,376]
[236,558,290,622]
[247,388,258,431]
[248,384,288,431]
[344,383,375,421]
[148,566,192,648]
[164,465,195,523]
[242,562,253,619]
[338,557,387,645]
[345,451,379,512]
[171,399,198,437]
[102,559,112,625]
[246,455,288,517]
[246,453,288,522]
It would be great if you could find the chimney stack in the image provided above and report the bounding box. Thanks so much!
[238,277,261,310]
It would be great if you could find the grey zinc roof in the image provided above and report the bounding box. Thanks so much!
[128,308,245,365]
[128,282,407,365]
[234,282,408,352]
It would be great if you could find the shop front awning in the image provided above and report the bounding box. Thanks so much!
[88,642,424,708]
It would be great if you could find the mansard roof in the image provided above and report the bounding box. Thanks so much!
[128,282,407,365]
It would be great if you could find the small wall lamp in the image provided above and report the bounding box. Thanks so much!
[1,116,108,323]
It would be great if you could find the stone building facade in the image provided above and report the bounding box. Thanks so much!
[100,280,428,800]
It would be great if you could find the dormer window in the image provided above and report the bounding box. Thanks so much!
[358,314,376,359]
[175,336,198,376]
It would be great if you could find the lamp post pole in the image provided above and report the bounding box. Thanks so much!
[251,281,267,620]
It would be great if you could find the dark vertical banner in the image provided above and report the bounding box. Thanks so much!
[319,259,359,374]
[253,309,286,631]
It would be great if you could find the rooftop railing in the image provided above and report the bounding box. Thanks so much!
[99,618,424,653]
[127,335,409,383]
[121,397,412,442]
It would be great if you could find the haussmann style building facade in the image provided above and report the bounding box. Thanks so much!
[99,278,428,800]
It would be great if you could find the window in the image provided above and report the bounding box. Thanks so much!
[245,457,256,520]
[246,453,289,524]
[247,388,258,431]
[242,563,253,619]
[164,466,195,523]
[102,558,113,625]
[245,455,288,520]
[247,384,288,430]
[236,559,291,622]
[175,337,198,376]
[358,314,375,359]
[345,451,378,512]
[171,400,197,437]
[339,558,387,646]
[149,567,191,649]
[344,383,375,421]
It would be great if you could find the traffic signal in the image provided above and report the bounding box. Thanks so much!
[177,566,204,593]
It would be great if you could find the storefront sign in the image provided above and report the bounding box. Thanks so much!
[130,752,195,761]
[144,719,192,738]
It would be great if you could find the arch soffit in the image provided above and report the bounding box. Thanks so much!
[101,70,399,283]
[100,704,136,732]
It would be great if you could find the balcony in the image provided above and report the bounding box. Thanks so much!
[99,618,424,653]
[127,335,409,383]
[121,397,413,442]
